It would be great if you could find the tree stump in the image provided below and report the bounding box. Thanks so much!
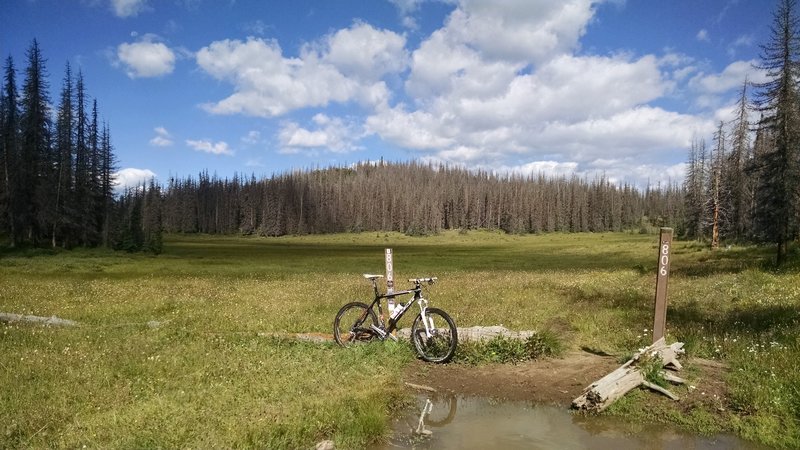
[572,337,685,412]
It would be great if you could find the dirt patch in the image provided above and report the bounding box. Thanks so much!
[406,350,620,406]
[406,351,730,410]
[676,357,730,414]
[277,330,731,413]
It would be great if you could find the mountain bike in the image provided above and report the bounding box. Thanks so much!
[333,274,458,363]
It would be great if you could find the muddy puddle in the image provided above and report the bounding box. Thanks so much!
[373,395,767,450]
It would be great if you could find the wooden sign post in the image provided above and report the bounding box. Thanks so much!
[652,228,673,343]
[385,248,394,294]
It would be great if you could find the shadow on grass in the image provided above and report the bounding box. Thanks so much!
[670,300,800,336]
[671,241,800,278]
[165,237,659,274]
[668,245,774,278]
[0,245,60,258]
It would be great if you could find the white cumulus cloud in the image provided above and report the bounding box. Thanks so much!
[149,126,173,147]
[111,0,148,18]
[117,36,175,78]
[420,0,594,67]
[186,139,234,156]
[195,22,406,117]
[322,21,408,79]
[278,114,361,154]
[113,168,156,190]
[690,60,766,95]
[689,60,767,108]
[361,0,732,188]
[188,0,758,188]
[241,130,262,145]
[389,0,423,28]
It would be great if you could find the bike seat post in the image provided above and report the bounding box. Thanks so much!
[372,279,380,298]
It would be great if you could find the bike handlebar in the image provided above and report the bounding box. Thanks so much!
[408,277,437,284]
[362,274,437,286]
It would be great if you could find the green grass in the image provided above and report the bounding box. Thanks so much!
[1,230,799,448]
[455,332,565,365]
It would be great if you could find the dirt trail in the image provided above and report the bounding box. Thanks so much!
[406,351,730,410]
[271,331,730,411]
[407,351,620,405]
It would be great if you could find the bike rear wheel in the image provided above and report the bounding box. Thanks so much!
[333,302,379,347]
[411,307,458,363]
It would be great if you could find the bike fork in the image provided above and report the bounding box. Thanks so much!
[418,299,435,338]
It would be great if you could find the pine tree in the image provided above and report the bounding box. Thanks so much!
[1,41,118,250]
[89,99,102,243]
[118,188,145,252]
[53,62,75,247]
[142,179,163,254]
[0,70,5,235]
[683,138,706,240]
[100,123,117,246]
[1,57,19,245]
[708,122,728,249]
[74,70,94,246]
[725,80,752,242]
[752,0,800,264]
[19,39,52,245]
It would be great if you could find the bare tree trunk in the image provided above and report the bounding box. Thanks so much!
[711,201,720,250]
[2,148,14,248]
[52,159,64,248]
[572,338,685,412]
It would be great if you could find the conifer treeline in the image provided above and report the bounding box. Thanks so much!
[159,162,683,236]
[684,0,800,264]
[0,40,117,248]
[1,40,685,248]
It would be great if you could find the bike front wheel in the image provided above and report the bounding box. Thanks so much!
[411,307,458,363]
[334,302,379,347]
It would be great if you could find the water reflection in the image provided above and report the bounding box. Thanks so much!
[375,395,767,450]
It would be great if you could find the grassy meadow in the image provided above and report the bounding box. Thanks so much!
[2,230,800,448]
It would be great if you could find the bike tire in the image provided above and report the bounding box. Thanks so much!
[333,302,379,347]
[410,307,458,363]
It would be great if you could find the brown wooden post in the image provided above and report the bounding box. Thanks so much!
[385,248,394,294]
[653,228,673,343]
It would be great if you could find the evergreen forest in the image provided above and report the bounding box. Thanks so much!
[4,0,800,266]
[684,0,800,264]
[1,40,121,250]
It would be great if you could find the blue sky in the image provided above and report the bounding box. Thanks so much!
[2,0,774,189]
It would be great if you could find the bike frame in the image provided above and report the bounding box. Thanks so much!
[363,278,432,341]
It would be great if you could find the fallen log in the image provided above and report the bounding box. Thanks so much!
[0,312,79,327]
[404,382,437,393]
[572,337,685,412]
[262,326,537,344]
[397,325,535,342]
